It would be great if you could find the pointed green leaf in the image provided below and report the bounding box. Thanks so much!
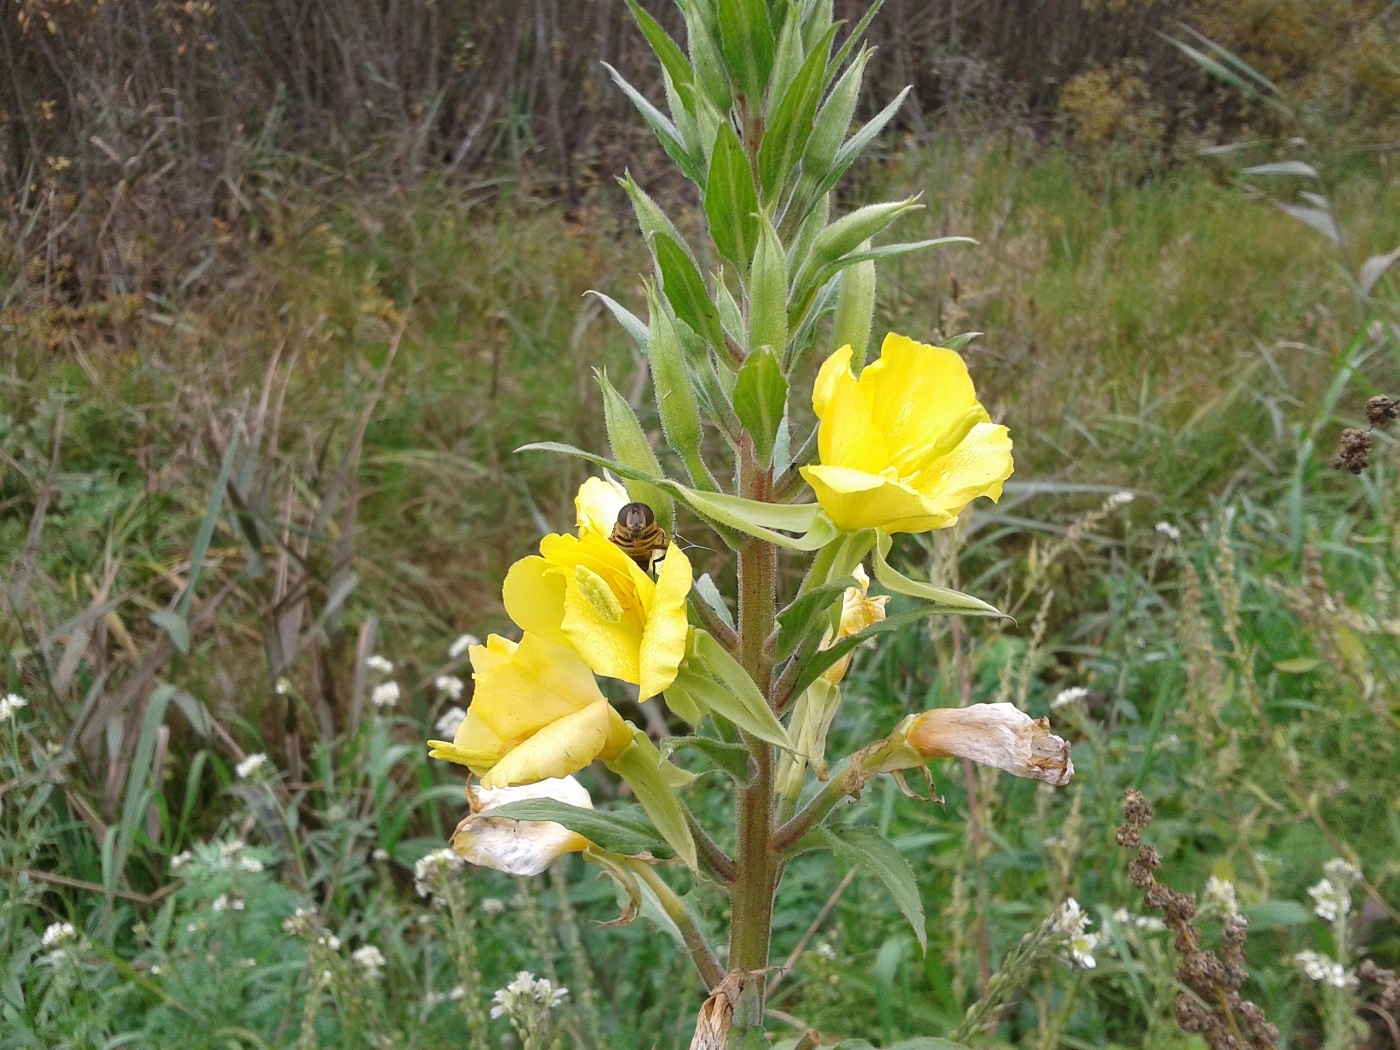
[830,248,875,368]
[620,173,691,263]
[716,0,775,102]
[704,122,760,268]
[682,630,792,750]
[680,0,732,112]
[747,214,788,355]
[812,86,911,201]
[662,736,753,783]
[816,824,926,952]
[775,577,854,659]
[653,233,727,353]
[606,732,698,871]
[586,290,649,351]
[813,237,974,290]
[626,0,699,114]
[733,347,787,467]
[484,799,664,857]
[645,282,705,457]
[603,63,704,185]
[758,25,836,196]
[149,610,190,655]
[596,369,673,534]
[872,533,1004,614]
[942,331,982,352]
[693,572,736,632]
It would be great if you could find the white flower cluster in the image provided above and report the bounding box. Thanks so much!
[281,906,317,936]
[1308,878,1350,923]
[480,897,506,916]
[170,837,266,875]
[434,703,467,736]
[235,753,269,780]
[1200,875,1240,921]
[370,681,400,709]
[489,971,569,1021]
[435,674,466,700]
[366,655,394,674]
[1107,491,1135,509]
[1052,898,1099,969]
[351,944,385,981]
[1294,950,1357,988]
[1050,686,1089,710]
[448,634,480,660]
[423,985,467,1009]
[1112,907,1167,932]
[211,893,245,913]
[0,693,28,723]
[39,921,78,965]
[1154,521,1182,542]
[413,847,465,903]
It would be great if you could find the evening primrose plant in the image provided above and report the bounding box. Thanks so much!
[425,1,1074,1042]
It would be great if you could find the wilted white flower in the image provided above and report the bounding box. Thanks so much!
[0,693,28,722]
[41,922,77,949]
[434,704,467,736]
[413,848,465,903]
[435,675,466,701]
[1201,876,1240,921]
[451,776,593,877]
[351,944,386,981]
[235,753,269,780]
[490,971,569,1021]
[1050,686,1089,710]
[1154,521,1182,542]
[1107,491,1135,508]
[1308,878,1350,922]
[1295,950,1356,988]
[898,703,1074,786]
[480,897,506,916]
[370,681,400,709]
[211,894,245,913]
[814,942,838,961]
[274,677,292,696]
[448,633,480,659]
[366,655,394,675]
[1052,898,1099,969]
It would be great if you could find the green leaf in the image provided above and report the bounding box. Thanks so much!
[813,237,974,289]
[812,86,911,202]
[795,199,922,292]
[607,732,698,871]
[662,736,753,782]
[757,25,836,197]
[596,369,673,534]
[626,0,699,115]
[704,123,760,268]
[645,282,705,458]
[672,487,836,550]
[942,331,982,352]
[682,630,793,750]
[621,173,691,265]
[586,290,649,351]
[872,534,1006,617]
[149,610,189,655]
[679,0,732,112]
[775,577,854,659]
[716,0,775,103]
[1242,900,1313,929]
[830,249,875,368]
[817,824,926,952]
[179,430,239,621]
[733,347,787,467]
[603,64,704,185]
[693,572,736,632]
[805,48,868,178]
[653,233,727,353]
[483,799,664,857]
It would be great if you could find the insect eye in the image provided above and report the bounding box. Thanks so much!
[618,502,654,530]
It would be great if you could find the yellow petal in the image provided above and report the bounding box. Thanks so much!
[908,421,1014,513]
[637,542,693,700]
[575,477,630,540]
[502,556,570,649]
[480,701,631,788]
[865,334,984,459]
[553,533,652,685]
[470,633,604,742]
[812,344,889,474]
[428,709,507,775]
[800,464,959,534]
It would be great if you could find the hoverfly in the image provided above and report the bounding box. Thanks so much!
[609,501,669,572]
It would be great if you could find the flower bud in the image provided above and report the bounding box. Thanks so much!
[820,564,888,685]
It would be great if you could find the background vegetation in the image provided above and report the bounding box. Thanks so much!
[2,0,1398,1046]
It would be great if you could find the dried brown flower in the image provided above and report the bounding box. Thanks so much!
[1365,395,1398,428]
[1333,427,1374,474]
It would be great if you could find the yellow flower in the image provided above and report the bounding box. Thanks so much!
[501,481,692,701]
[427,634,631,789]
[799,333,1014,534]
[820,564,889,684]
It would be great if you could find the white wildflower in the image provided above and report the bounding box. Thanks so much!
[366,655,394,675]
[434,703,467,736]
[490,971,570,1021]
[424,985,467,1009]
[317,932,342,953]
[282,907,316,935]
[0,693,28,723]
[1052,898,1099,969]
[435,675,466,701]
[1050,686,1090,710]
[238,855,265,874]
[1154,521,1182,542]
[413,848,465,903]
[370,681,400,709]
[41,922,77,949]
[814,942,838,961]
[170,850,195,873]
[1107,491,1135,508]
[211,894,245,913]
[1322,858,1361,890]
[274,677,292,696]
[1201,876,1240,921]
[351,944,386,981]
[1112,907,1167,932]
[1308,878,1350,922]
[480,897,506,916]
[235,753,269,780]
[372,847,390,862]
[1294,950,1356,988]
[448,633,480,659]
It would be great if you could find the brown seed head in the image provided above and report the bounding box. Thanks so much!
[1366,395,1398,427]
[1333,427,1374,474]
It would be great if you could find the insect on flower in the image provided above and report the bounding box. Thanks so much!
[609,501,668,572]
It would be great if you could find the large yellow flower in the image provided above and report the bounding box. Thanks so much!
[427,633,632,788]
[501,479,692,701]
[799,333,1014,534]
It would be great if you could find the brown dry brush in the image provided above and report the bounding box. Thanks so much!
[1117,789,1279,1050]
